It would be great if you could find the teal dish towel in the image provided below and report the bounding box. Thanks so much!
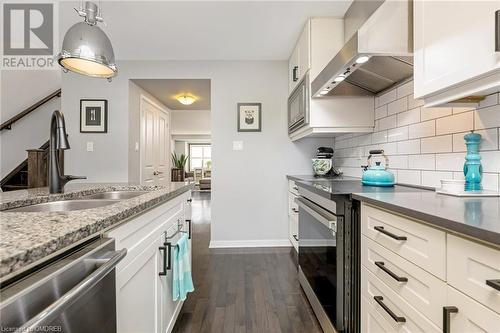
[172,233,194,301]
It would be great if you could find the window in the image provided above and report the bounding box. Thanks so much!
[189,144,211,171]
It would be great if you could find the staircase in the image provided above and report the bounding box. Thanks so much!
[1,89,61,192]
[1,141,50,191]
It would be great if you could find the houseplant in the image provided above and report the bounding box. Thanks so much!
[171,152,189,181]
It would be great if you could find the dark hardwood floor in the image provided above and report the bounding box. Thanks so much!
[172,192,322,333]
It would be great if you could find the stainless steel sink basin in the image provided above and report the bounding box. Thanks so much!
[83,191,149,200]
[6,200,118,213]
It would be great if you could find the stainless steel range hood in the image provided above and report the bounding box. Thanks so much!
[312,0,413,97]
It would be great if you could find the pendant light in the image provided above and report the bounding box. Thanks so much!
[58,1,117,80]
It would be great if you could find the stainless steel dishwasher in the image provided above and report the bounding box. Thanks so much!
[0,238,126,333]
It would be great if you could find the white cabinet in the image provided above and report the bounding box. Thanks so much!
[115,231,164,333]
[445,286,500,333]
[447,235,500,314]
[361,204,446,280]
[288,180,299,252]
[414,0,500,106]
[288,46,300,93]
[288,18,343,94]
[360,203,500,332]
[108,191,192,333]
[297,22,311,82]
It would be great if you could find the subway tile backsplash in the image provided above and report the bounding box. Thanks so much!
[334,80,500,191]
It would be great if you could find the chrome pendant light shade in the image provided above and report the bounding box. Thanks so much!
[58,2,117,79]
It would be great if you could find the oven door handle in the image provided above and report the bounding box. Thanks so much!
[296,197,337,232]
[17,248,127,333]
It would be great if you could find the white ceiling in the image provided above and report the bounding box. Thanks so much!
[132,79,211,110]
[59,1,352,61]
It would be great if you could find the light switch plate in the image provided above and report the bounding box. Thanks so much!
[233,141,243,151]
[135,142,139,151]
[86,141,94,152]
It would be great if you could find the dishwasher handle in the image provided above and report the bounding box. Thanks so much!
[296,196,337,232]
[17,248,127,333]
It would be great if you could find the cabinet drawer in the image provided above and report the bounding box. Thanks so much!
[361,203,446,279]
[361,295,395,333]
[288,180,299,196]
[362,235,446,327]
[447,234,500,314]
[288,192,299,217]
[361,267,440,333]
[446,286,500,333]
[288,215,298,252]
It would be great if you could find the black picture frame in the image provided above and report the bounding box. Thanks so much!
[237,103,262,132]
[80,99,108,133]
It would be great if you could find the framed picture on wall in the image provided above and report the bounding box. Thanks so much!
[80,99,108,133]
[237,103,261,132]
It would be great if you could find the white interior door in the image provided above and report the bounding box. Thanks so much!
[155,110,170,185]
[141,96,170,185]
[141,100,156,184]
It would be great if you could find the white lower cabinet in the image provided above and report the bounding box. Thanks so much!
[362,235,446,327]
[361,296,395,333]
[361,267,440,333]
[115,231,164,333]
[445,286,500,333]
[108,191,192,333]
[360,203,500,333]
[288,181,299,252]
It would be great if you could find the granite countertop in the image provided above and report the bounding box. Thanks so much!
[0,182,194,279]
[288,175,500,246]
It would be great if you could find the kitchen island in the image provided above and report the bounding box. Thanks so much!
[0,182,194,281]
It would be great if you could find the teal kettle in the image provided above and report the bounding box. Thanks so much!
[362,150,395,187]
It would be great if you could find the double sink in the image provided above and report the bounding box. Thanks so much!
[6,191,149,213]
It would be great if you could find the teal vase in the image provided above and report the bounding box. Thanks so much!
[463,132,482,191]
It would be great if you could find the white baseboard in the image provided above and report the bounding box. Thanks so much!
[209,239,292,248]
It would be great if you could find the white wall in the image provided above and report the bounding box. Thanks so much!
[334,80,500,191]
[0,70,61,178]
[171,109,210,135]
[60,60,333,246]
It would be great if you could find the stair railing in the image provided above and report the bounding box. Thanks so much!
[0,89,61,131]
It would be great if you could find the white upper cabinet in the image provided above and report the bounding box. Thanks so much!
[288,43,300,93]
[414,0,500,106]
[297,21,311,81]
[288,18,343,94]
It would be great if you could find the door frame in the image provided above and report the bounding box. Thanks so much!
[139,94,171,184]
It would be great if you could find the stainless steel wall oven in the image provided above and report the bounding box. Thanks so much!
[297,187,360,333]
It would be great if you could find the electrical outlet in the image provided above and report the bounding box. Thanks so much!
[86,141,94,152]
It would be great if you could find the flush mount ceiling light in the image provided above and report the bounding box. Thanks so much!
[176,94,197,105]
[58,1,117,80]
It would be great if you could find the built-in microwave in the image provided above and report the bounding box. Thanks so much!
[288,73,310,133]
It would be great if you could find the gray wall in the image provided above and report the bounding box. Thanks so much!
[60,60,332,245]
